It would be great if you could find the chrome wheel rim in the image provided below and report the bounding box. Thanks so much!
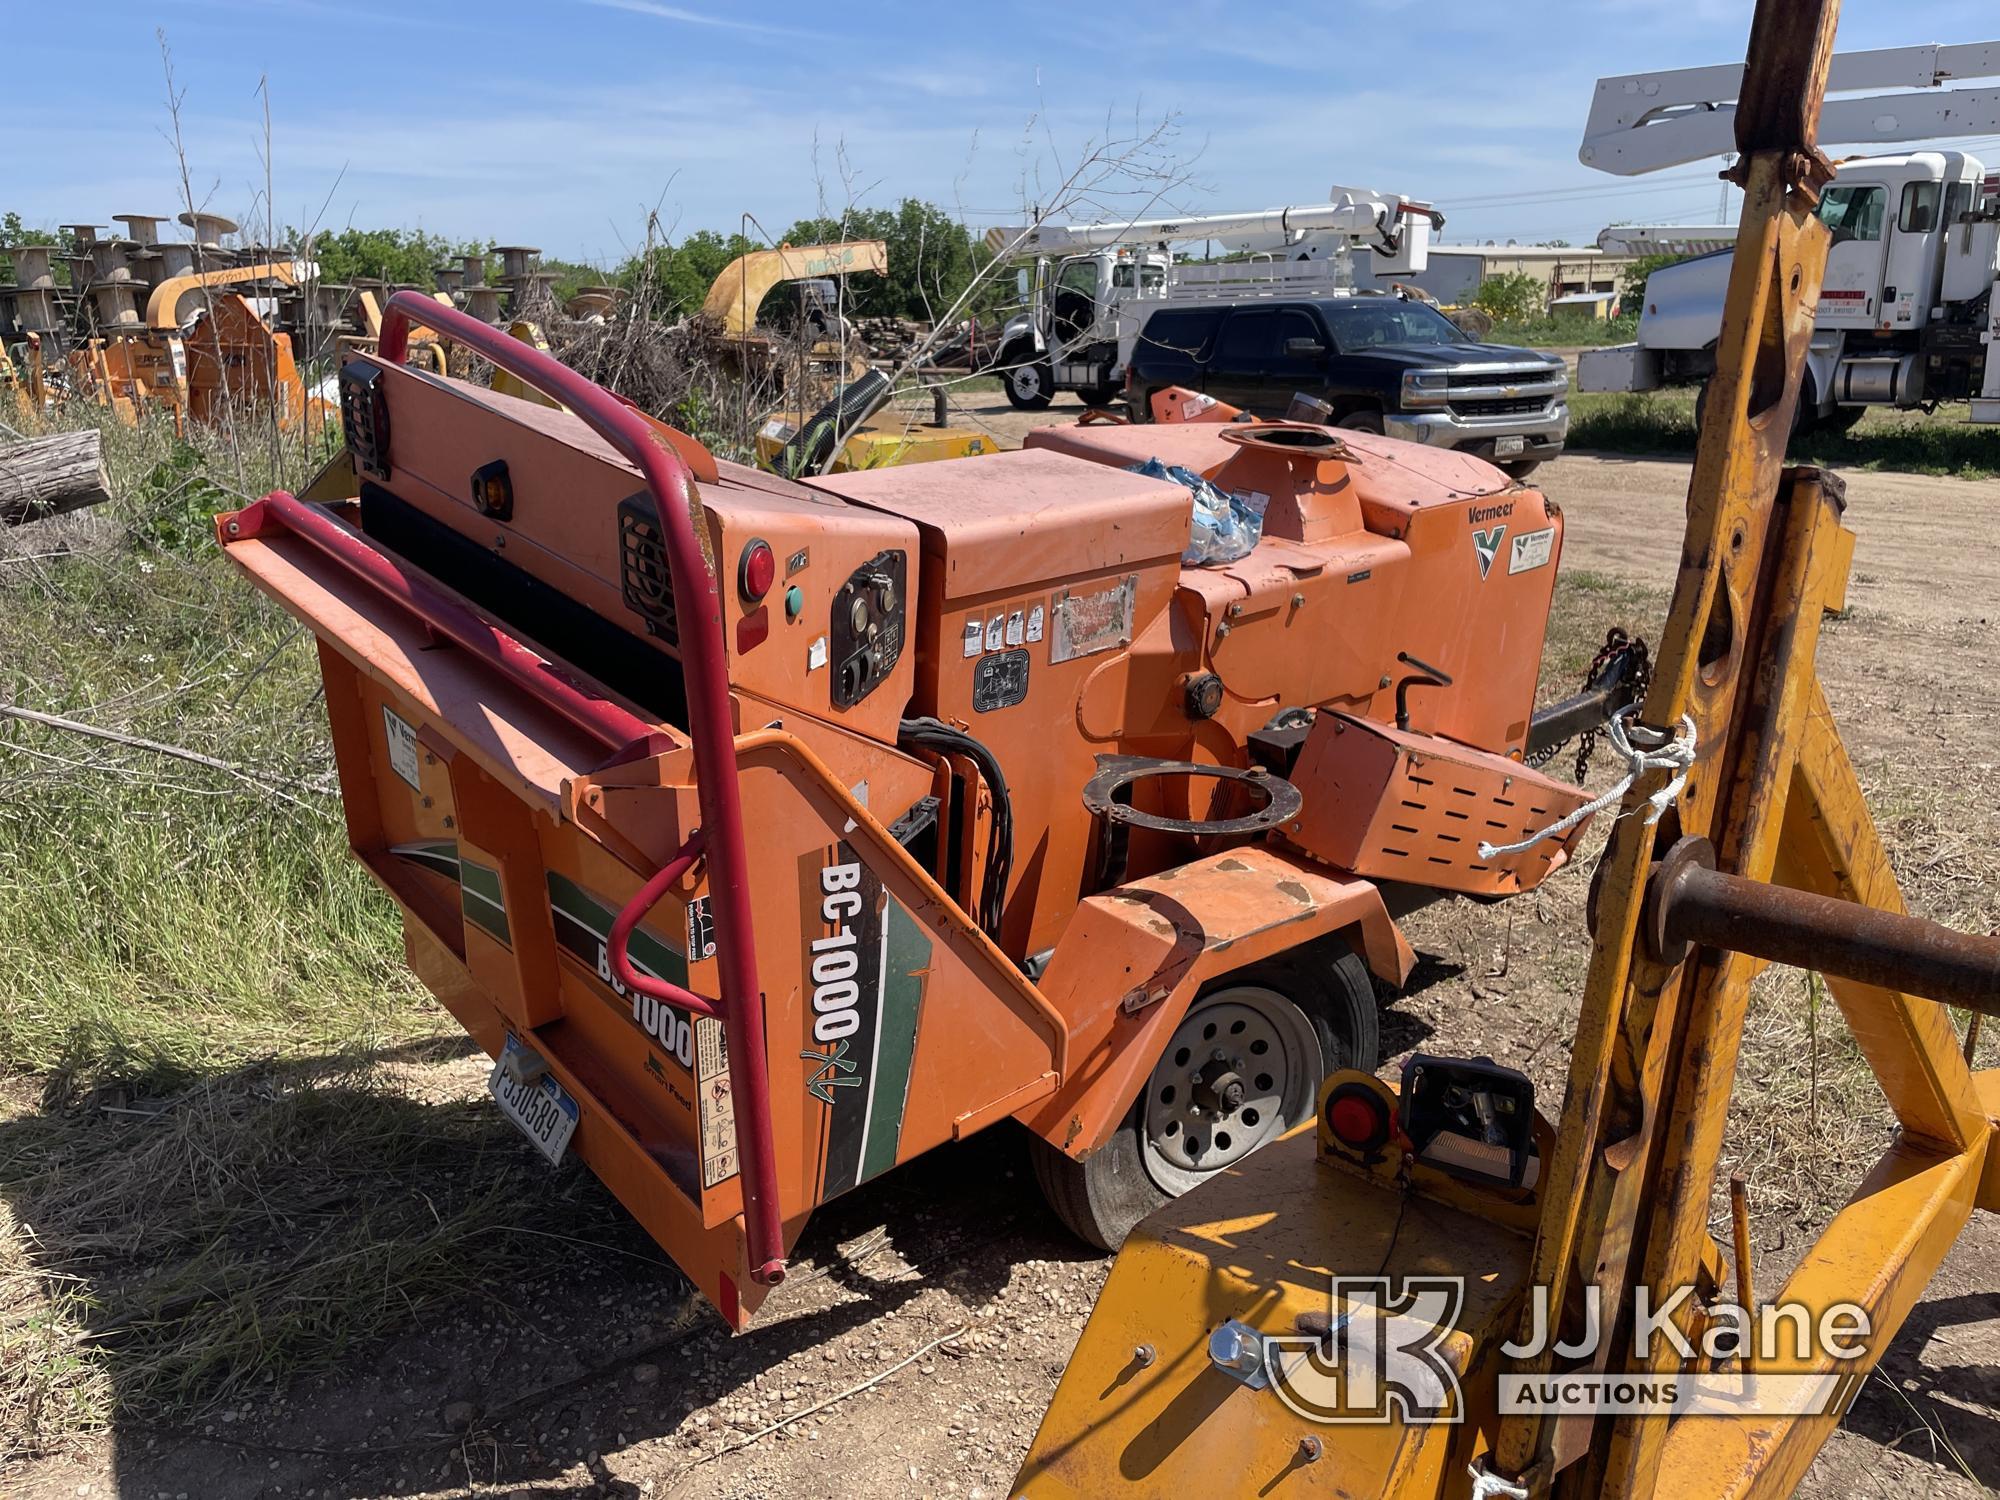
[1139,985,1322,1196]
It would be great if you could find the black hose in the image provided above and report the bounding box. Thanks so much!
[898,716,1013,944]
[772,370,894,480]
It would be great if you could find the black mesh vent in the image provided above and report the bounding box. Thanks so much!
[617,492,679,646]
[339,361,391,478]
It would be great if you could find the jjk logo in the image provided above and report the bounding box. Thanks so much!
[1262,1276,1466,1426]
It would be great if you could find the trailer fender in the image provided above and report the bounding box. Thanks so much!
[1022,846,1414,1160]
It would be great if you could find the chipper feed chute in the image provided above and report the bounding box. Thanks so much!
[217,290,1637,1330]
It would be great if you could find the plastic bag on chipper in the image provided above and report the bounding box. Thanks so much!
[1128,456,1264,565]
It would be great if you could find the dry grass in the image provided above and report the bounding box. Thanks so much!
[1523,565,1997,1269]
[0,1048,666,1464]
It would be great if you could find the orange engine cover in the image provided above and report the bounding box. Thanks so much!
[1282,713,1594,896]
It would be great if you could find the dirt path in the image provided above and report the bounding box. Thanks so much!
[13,446,2000,1500]
[1546,451,2000,617]
[1543,451,2000,774]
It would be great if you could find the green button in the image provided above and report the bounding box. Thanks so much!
[784,585,804,620]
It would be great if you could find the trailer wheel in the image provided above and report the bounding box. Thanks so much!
[1031,941,1379,1251]
[1003,353,1054,410]
[1077,384,1120,408]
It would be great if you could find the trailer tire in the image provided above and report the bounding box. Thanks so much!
[1031,940,1379,1251]
[1077,384,1120,408]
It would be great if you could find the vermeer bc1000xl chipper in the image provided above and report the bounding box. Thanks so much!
[217,296,1635,1326]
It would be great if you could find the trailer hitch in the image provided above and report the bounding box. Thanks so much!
[1525,629,1651,768]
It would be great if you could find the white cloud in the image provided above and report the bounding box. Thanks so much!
[578,0,829,40]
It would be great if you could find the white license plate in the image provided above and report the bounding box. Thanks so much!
[1493,435,1527,457]
[489,1036,579,1166]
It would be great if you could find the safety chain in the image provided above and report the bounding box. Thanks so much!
[1526,627,1653,785]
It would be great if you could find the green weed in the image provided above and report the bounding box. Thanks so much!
[1568,390,2000,479]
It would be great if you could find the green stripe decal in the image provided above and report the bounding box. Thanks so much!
[459,859,504,905]
[859,899,930,1184]
[545,872,688,989]
[391,840,462,882]
[460,857,511,945]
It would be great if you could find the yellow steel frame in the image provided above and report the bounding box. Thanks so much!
[1014,2,2000,1496]
[1494,4,1998,1492]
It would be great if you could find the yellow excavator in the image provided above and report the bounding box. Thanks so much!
[1013,4,2000,1497]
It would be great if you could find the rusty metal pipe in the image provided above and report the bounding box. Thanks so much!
[1648,837,2000,1013]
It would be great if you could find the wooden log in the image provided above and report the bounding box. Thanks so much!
[0,430,113,525]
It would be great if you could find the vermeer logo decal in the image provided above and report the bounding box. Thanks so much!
[1509,526,1556,575]
[1473,526,1507,580]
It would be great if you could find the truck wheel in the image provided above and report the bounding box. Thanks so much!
[1031,941,1380,1251]
[1004,356,1054,411]
[1078,385,1120,408]
[1696,374,1824,441]
[1337,410,1385,435]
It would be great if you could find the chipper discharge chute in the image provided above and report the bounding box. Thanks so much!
[1011,3,2000,1497]
[216,291,1640,1328]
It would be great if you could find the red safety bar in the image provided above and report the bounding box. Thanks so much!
[230,490,663,758]
[268,293,784,1285]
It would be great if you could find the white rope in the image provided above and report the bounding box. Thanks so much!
[1477,704,1697,860]
[1467,1462,1531,1500]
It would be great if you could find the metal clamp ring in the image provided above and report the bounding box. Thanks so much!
[1082,755,1304,837]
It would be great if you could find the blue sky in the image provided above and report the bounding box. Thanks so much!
[7,0,1999,264]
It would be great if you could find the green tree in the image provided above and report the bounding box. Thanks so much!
[290,226,471,288]
[2,211,60,248]
[1618,253,1692,315]
[782,199,999,322]
[3,212,71,286]
[620,229,762,316]
[1472,271,1546,324]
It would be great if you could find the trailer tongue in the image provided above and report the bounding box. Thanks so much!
[218,291,1628,1326]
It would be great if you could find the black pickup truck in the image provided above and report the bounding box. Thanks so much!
[1126,292,1569,475]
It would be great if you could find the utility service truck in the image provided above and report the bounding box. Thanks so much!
[1578,41,2000,430]
[982,188,1444,410]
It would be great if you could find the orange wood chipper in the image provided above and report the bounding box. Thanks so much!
[74,259,330,433]
[215,293,1642,1327]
